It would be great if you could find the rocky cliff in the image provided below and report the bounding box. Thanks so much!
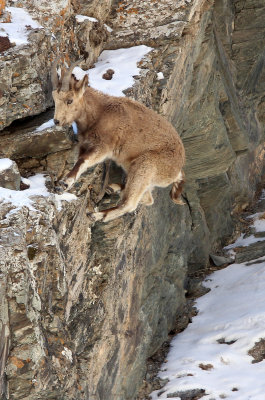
[0,0,264,399]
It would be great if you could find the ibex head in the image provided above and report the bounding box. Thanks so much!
[51,58,88,126]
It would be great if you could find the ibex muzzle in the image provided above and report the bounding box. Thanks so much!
[52,58,185,222]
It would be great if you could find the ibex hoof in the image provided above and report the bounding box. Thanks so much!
[54,186,64,194]
[59,180,69,189]
[105,183,122,195]
[105,186,114,195]
[54,180,69,193]
[86,211,104,222]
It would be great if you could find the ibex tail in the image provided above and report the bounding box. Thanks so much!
[170,171,185,205]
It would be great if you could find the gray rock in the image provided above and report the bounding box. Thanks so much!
[0,158,20,190]
[1,126,75,159]
[167,388,206,399]
[210,254,234,267]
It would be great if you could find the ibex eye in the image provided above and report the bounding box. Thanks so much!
[67,99,73,105]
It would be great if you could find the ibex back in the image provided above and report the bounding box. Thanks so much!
[52,60,185,222]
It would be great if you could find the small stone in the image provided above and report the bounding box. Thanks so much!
[20,181,30,191]
[102,69,115,80]
[248,338,265,363]
[0,36,11,53]
[210,254,233,267]
[199,363,214,370]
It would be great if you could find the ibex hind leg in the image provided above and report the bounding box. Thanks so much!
[93,160,154,222]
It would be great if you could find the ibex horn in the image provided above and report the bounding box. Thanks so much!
[51,56,60,90]
[61,59,84,92]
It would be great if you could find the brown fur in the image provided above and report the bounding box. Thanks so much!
[52,72,185,222]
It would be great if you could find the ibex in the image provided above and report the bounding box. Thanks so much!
[51,59,185,223]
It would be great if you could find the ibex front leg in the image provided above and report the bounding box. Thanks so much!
[58,145,108,191]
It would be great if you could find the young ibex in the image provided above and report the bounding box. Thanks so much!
[52,59,185,222]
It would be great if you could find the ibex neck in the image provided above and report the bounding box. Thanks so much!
[75,88,104,134]
[75,117,90,135]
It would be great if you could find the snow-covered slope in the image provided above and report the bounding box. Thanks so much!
[151,197,265,400]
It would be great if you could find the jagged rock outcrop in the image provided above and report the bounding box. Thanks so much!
[0,0,110,129]
[0,0,264,399]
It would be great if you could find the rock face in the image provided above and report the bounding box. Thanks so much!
[0,0,110,129]
[0,0,265,399]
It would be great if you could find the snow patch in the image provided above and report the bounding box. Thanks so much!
[157,72,164,80]
[104,23,113,33]
[75,14,113,31]
[0,158,13,172]
[62,347,73,363]
[0,173,78,214]
[224,232,265,249]
[54,192,77,211]
[0,174,49,212]
[251,213,265,233]
[0,7,42,46]
[75,14,98,23]
[73,45,153,97]
[21,177,31,186]
[151,259,265,400]
[151,193,265,400]
[225,212,265,249]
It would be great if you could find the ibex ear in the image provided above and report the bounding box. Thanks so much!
[81,74,89,93]
[74,74,89,94]
[70,74,78,90]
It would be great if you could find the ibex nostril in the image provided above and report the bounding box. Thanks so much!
[54,119,59,125]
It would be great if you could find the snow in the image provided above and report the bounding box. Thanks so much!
[73,45,153,97]
[21,177,31,186]
[0,174,49,212]
[151,203,265,400]
[0,173,77,213]
[224,212,265,249]
[251,213,265,233]
[0,158,13,172]
[0,7,42,46]
[54,192,77,211]
[104,23,113,33]
[157,72,164,80]
[75,14,113,31]
[75,14,98,23]
[224,232,265,249]
[62,347,73,363]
